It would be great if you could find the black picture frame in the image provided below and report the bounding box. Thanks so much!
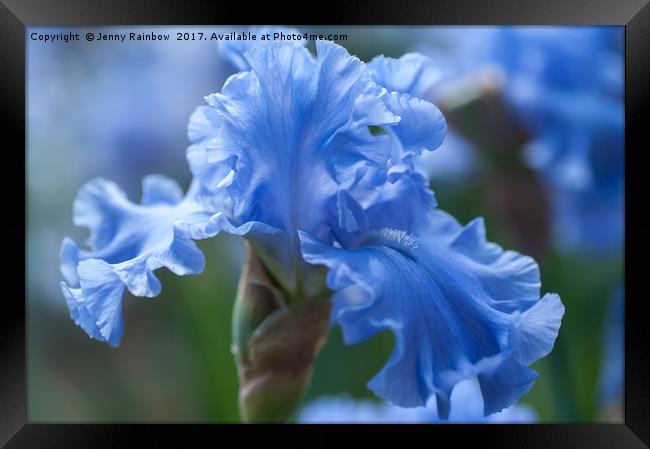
[2,0,648,447]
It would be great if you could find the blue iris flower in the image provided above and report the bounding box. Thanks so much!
[299,379,537,423]
[60,38,563,418]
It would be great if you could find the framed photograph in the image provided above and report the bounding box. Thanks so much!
[2,0,649,446]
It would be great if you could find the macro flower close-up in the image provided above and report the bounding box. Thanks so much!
[27,25,623,424]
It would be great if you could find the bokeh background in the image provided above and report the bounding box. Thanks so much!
[27,26,624,423]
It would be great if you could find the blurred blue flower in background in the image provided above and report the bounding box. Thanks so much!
[60,35,564,419]
[416,27,624,253]
[494,27,624,253]
[28,28,227,190]
[299,379,537,423]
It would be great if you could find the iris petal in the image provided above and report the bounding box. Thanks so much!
[368,53,442,98]
[218,26,307,71]
[189,41,447,279]
[188,41,420,289]
[59,176,223,346]
[299,210,563,417]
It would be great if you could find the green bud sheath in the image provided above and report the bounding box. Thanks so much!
[232,242,331,423]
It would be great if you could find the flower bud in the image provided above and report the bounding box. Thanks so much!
[232,242,331,423]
